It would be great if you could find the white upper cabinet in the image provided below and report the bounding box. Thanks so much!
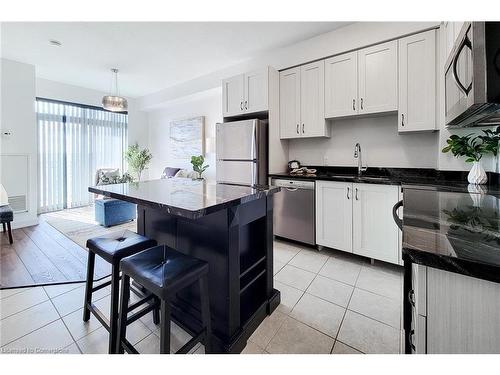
[222,74,245,117]
[244,68,269,114]
[316,181,353,253]
[222,67,270,117]
[325,52,358,118]
[279,67,301,138]
[352,183,400,265]
[358,40,398,114]
[300,61,325,137]
[398,30,437,132]
[280,63,328,139]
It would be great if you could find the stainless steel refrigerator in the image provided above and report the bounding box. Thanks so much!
[216,119,268,186]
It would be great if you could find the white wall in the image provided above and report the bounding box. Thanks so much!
[289,115,439,168]
[148,88,221,182]
[0,59,38,228]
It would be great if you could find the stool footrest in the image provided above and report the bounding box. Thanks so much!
[126,302,159,326]
[91,279,112,293]
[87,303,111,332]
[121,337,139,354]
[127,294,155,313]
[175,328,206,354]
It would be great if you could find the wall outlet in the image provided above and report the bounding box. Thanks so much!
[323,156,328,166]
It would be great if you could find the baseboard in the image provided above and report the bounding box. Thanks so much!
[11,217,39,229]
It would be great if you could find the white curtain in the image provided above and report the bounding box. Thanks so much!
[37,99,128,213]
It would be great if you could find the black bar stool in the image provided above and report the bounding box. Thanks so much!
[0,205,14,244]
[116,245,212,354]
[83,229,157,353]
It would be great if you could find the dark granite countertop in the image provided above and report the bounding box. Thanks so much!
[89,178,280,220]
[401,186,500,283]
[270,166,500,192]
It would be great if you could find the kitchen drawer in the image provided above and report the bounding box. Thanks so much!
[411,263,427,316]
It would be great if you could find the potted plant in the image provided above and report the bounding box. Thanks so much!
[124,143,153,181]
[441,127,499,184]
[190,155,209,180]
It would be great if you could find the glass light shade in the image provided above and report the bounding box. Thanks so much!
[102,95,128,112]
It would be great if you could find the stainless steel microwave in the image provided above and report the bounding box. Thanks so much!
[445,22,500,127]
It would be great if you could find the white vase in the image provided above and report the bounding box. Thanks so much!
[467,161,488,185]
[467,184,486,207]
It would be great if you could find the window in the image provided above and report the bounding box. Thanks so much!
[37,98,128,213]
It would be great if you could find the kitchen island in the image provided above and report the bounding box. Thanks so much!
[89,178,281,353]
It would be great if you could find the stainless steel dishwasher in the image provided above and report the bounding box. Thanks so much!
[272,178,315,245]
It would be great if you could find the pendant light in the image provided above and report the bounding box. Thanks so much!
[102,68,128,112]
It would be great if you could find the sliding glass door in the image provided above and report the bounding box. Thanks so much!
[37,99,128,213]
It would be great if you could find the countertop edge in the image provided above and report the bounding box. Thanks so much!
[402,247,500,284]
[89,184,279,219]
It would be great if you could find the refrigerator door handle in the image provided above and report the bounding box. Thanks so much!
[251,120,257,161]
[252,161,257,186]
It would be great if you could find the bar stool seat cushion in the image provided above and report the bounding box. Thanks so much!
[0,205,13,222]
[120,245,209,298]
[86,229,157,265]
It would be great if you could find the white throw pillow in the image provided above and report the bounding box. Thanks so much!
[174,169,189,178]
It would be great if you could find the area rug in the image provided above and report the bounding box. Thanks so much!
[43,205,136,249]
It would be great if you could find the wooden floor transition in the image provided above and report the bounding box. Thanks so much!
[0,210,114,288]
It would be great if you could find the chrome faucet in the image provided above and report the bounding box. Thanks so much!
[354,143,368,175]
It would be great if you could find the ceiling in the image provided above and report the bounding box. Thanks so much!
[1,22,349,98]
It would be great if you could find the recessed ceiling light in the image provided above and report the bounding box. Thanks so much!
[49,39,62,47]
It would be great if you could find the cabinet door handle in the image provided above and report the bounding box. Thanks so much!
[302,124,305,134]
[360,98,364,110]
[244,100,248,110]
[409,329,416,351]
[347,187,350,200]
[355,187,359,200]
[401,113,405,127]
[296,124,299,134]
[408,289,415,306]
[353,99,356,111]
[240,101,243,111]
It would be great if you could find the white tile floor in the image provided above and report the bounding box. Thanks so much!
[0,238,404,354]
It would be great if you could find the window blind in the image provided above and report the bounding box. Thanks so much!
[37,99,128,213]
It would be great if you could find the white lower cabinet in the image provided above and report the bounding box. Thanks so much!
[352,183,400,264]
[316,181,400,265]
[315,181,352,253]
[411,265,500,353]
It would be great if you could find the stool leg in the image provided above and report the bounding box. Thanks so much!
[116,273,130,354]
[153,297,160,325]
[7,222,13,244]
[160,299,171,354]
[199,275,212,354]
[108,264,121,354]
[2,222,6,232]
[82,251,96,322]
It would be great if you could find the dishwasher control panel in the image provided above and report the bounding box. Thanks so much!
[272,179,315,190]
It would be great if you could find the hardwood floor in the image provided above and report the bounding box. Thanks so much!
[0,206,135,288]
